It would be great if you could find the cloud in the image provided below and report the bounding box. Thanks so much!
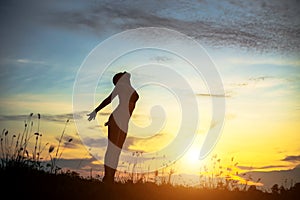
[47,0,300,53]
[226,75,291,95]
[0,113,73,123]
[150,56,173,63]
[238,165,289,171]
[228,57,300,67]
[249,76,274,82]
[123,133,172,152]
[229,83,248,87]
[196,93,231,98]
[0,111,110,123]
[42,113,74,123]
[16,59,46,65]
[282,155,300,163]
[82,136,107,148]
[244,166,300,189]
[53,157,103,171]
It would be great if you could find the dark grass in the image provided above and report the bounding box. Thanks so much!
[1,166,299,200]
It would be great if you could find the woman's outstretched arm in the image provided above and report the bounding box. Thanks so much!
[87,90,117,121]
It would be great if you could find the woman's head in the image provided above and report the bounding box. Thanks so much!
[113,71,131,85]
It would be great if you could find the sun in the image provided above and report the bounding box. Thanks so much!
[177,145,205,173]
[184,147,201,164]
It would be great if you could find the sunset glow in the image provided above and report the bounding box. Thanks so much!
[1,0,299,190]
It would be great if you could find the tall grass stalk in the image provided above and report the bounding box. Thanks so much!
[48,119,70,174]
[22,113,33,158]
[37,113,42,161]
[55,119,69,158]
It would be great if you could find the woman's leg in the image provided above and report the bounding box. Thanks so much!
[103,118,127,183]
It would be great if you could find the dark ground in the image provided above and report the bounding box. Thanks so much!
[1,166,299,200]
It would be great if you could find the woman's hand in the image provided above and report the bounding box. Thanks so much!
[87,110,97,121]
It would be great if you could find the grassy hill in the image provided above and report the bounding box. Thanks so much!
[1,165,299,200]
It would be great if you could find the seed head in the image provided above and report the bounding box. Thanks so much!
[49,145,55,153]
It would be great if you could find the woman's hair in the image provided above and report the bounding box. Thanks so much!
[113,71,131,85]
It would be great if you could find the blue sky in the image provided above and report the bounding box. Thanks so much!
[0,0,299,97]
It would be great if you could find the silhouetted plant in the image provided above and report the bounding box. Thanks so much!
[0,113,72,174]
[0,113,43,169]
[47,119,72,174]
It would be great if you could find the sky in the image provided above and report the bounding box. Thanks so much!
[0,0,300,189]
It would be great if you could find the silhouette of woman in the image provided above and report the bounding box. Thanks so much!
[87,71,139,183]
